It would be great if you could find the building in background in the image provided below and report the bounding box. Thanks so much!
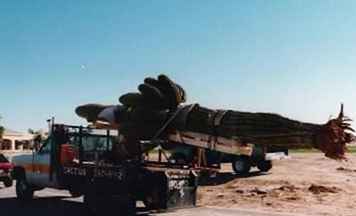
[0,129,34,153]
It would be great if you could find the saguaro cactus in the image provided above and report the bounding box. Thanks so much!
[76,75,353,160]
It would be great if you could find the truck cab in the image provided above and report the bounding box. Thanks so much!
[11,124,116,200]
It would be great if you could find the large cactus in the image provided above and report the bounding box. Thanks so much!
[76,75,353,160]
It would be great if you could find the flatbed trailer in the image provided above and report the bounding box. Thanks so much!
[166,130,288,174]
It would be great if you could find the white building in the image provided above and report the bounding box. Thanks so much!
[0,129,34,153]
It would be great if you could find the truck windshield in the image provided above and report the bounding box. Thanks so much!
[79,135,113,151]
[51,125,117,162]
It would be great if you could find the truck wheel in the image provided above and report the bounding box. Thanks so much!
[4,178,13,187]
[16,178,34,201]
[257,160,272,172]
[232,156,251,175]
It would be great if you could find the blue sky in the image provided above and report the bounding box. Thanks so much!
[1,1,356,132]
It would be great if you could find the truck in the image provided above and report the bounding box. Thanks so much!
[11,124,198,215]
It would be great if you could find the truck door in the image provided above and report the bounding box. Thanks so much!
[30,137,58,188]
[31,136,62,187]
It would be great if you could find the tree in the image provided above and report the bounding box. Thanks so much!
[0,115,4,139]
[0,126,4,139]
[28,128,45,151]
[28,128,46,141]
[28,128,44,136]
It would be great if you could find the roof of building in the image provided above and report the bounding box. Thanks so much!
[3,128,33,138]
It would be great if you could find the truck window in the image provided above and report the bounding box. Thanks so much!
[69,135,112,151]
[68,135,113,161]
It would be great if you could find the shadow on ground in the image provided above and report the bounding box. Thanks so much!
[199,171,268,186]
[0,197,153,216]
[0,171,269,216]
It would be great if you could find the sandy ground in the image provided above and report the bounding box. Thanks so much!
[197,153,356,216]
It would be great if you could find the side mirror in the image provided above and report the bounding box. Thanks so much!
[34,142,41,152]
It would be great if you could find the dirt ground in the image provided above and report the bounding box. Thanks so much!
[197,153,356,216]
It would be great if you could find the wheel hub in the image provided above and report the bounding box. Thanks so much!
[234,160,245,171]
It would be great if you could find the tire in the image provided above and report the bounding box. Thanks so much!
[232,156,251,175]
[257,160,272,172]
[4,178,13,187]
[16,178,34,201]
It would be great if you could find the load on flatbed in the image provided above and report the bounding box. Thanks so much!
[76,74,353,165]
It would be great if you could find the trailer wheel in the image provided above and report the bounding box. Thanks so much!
[16,177,34,201]
[232,156,251,175]
[257,160,272,172]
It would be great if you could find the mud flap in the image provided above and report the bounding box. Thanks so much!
[163,170,198,210]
